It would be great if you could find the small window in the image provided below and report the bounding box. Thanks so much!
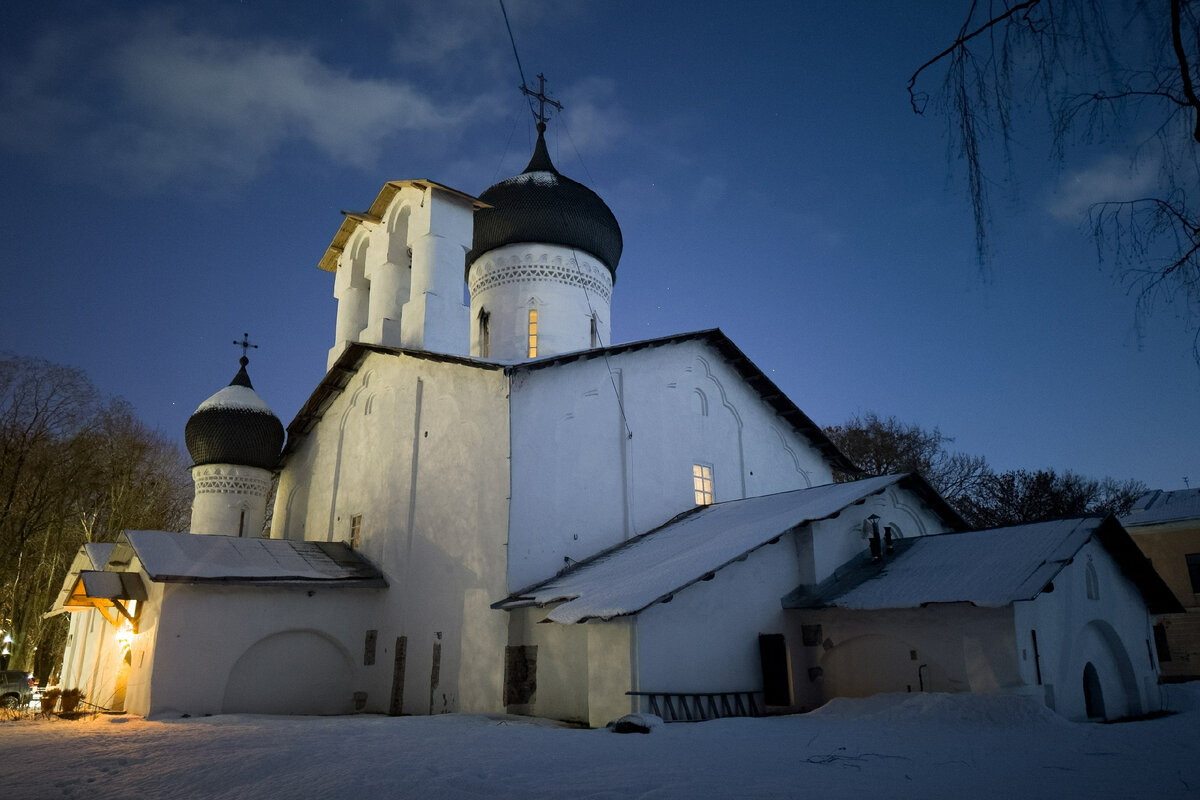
[350,514,363,549]
[528,309,539,358]
[692,464,714,505]
[589,314,599,348]
[1187,553,1200,594]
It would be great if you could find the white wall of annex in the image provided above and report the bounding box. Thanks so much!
[507,339,833,592]
[633,533,803,701]
[504,606,632,728]
[807,486,954,586]
[272,352,511,715]
[1013,538,1162,721]
[144,583,385,717]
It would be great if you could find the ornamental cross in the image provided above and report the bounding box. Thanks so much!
[233,333,258,364]
[521,73,563,126]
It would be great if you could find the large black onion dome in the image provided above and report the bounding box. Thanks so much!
[467,124,623,279]
[185,358,284,470]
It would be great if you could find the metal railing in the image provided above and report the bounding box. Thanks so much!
[627,690,763,722]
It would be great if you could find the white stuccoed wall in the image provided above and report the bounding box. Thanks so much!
[272,351,511,715]
[506,338,833,593]
[328,183,474,370]
[1012,537,1163,721]
[188,464,273,537]
[467,243,613,360]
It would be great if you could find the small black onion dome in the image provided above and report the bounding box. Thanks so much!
[467,123,623,279]
[185,357,285,470]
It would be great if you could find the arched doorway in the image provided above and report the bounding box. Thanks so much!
[222,630,353,715]
[112,649,132,712]
[1083,661,1106,720]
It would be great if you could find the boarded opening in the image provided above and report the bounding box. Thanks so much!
[758,633,792,707]
[504,645,537,710]
[388,636,407,716]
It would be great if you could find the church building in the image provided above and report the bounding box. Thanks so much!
[49,104,1178,725]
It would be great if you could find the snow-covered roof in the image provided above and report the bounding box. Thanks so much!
[122,530,386,587]
[1122,488,1200,528]
[784,516,1182,614]
[194,384,273,414]
[494,475,935,623]
[44,542,120,618]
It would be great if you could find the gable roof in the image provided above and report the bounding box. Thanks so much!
[118,530,386,587]
[510,329,860,474]
[282,343,505,458]
[1122,488,1200,528]
[286,329,862,473]
[783,516,1182,614]
[45,543,121,618]
[494,474,961,623]
[317,180,488,273]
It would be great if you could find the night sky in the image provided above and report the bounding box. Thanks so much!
[1,0,1194,491]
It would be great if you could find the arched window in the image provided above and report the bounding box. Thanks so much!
[527,308,539,358]
[1085,558,1099,600]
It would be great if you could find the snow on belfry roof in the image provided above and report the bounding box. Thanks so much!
[784,516,1182,614]
[121,530,386,587]
[494,475,927,624]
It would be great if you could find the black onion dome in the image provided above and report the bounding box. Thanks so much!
[467,124,623,279]
[185,358,284,470]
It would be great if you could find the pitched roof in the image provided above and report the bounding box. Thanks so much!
[120,530,386,587]
[1122,488,1200,528]
[286,329,863,473]
[783,516,1182,614]
[494,474,959,623]
[44,543,120,618]
[317,180,488,273]
[512,329,860,473]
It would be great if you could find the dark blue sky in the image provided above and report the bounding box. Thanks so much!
[1,0,1194,490]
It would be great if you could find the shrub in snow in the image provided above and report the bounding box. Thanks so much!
[607,713,663,734]
[59,689,82,714]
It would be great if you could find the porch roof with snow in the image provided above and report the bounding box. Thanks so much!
[493,474,962,624]
[783,516,1182,614]
[44,542,118,618]
[116,530,387,587]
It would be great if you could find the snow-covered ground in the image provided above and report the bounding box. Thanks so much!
[4,686,1199,799]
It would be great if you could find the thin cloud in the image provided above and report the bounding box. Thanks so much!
[1047,154,1158,222]
[0,10,494,191]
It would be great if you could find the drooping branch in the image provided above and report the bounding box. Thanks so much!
[908,0,1044,113]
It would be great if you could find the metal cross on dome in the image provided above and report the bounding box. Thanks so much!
[233,333,258,364]
[521,73,562,127]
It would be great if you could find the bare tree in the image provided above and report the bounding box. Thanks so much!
[910,0,1200,357]
[0,355,191,673]
[825,411,1147,528]
[959,468,1147,527]
[824,412,990,506]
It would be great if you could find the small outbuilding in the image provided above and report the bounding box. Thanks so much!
[783,516,1182,721]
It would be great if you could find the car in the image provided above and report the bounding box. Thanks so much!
[0,669,34,708]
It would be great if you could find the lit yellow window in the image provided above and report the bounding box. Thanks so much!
[350,514,362,549]
[528,309,539,358]
[693,464,714,505]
